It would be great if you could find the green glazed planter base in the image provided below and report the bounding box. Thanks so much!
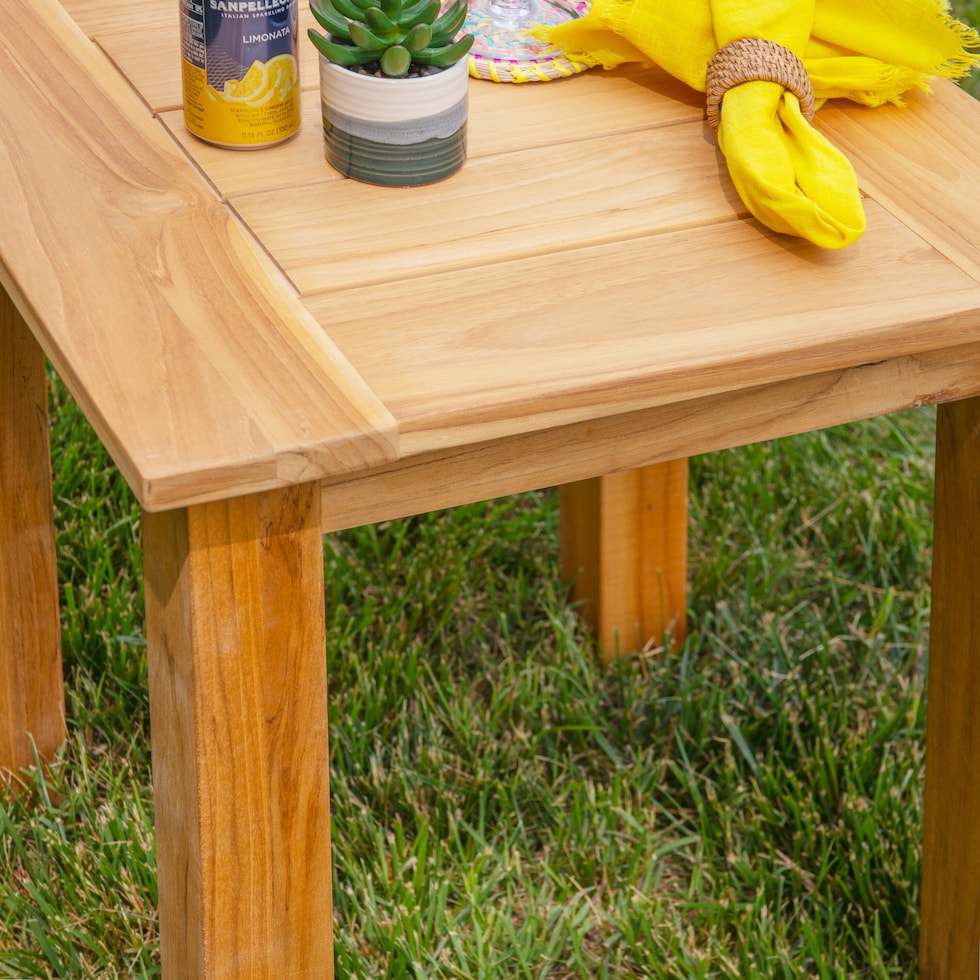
[318,56,469,187]
[324,123,467,187]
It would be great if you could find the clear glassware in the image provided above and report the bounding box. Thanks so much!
[464,0,587,80]
[487,0,539,29]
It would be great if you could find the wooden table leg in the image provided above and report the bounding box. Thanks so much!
[143,482,333,979]
[920,397,980,979]
[560,460,688,661]
[0,287,65,784]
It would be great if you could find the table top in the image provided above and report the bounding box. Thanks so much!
[5,0,980,518]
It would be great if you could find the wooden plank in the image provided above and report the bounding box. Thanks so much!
[58,0,174,36]
[597,461,688,655]
[920,397,980,979]
[306,202,980,455]
[160,90,343,200]
[144,483,333,979]
[0,287,65,783]
[238,116,743,294]
[319,339,980,532]
[465,64,703,158]
[0,0,397,512]
[156,64,697,201]
[819,81,980,284]
[95,18,184,114]
[560,461,688,660]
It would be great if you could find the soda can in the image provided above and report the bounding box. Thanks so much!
[180,0,300,149]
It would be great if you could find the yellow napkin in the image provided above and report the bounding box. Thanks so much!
[540,0,980,248]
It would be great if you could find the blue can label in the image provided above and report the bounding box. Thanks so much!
[180,0,300,148]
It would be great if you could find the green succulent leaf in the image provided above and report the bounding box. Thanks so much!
[399,0,441,27]
[379,44,412,76]
[311,0,472,72]
[403,23,433,52]
[308,29,382,64]
[349,20,396,50]
[412,32,475,67]
[364,5,399,33]
[429,0,468,44]
[310,0,353,40]
[332,0,370,21]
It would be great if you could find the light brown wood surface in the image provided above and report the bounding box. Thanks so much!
[560,461,689,659]
[0,288,65,783]
[317,339,980,531]
[238,121,744,293]
[307,202,980,456]
[27,0,980,514]
[323,336,980,530]
[0,1,397,513]
[58,0,175,35]
[819,83,980,282]
[144,483,333,979]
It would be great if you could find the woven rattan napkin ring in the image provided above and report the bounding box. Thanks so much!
[705,36,815,131]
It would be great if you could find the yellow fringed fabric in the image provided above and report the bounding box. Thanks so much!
[539,0,980,248]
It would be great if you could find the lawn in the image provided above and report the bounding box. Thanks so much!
[3,8,979,978]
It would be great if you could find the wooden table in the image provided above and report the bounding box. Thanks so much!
[3,0,980,975]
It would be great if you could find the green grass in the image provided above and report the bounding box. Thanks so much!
[1,377,936,978]
[6,10,980,973]
[954,0,980,96]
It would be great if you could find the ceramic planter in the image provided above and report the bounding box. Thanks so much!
[318,55,469,186]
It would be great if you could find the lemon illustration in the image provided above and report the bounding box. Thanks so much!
[264,54,298,103]
[222,60,270,102]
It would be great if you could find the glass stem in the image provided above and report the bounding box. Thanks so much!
[488,0,533,28]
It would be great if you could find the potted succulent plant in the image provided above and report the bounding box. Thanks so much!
[309,0,474,186]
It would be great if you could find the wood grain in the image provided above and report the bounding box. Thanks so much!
[318,339,980,532]
[560,461,688,659]
[238,117,743,294]
[305,202,980,456]
[155,64,703,204]
[819,81,980,283]
[920,397,980,979]
[58,0,175,36]
[160,89,343,200]
[0,287,65,783]
[0,0,396,513]
[144,483,333,979]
